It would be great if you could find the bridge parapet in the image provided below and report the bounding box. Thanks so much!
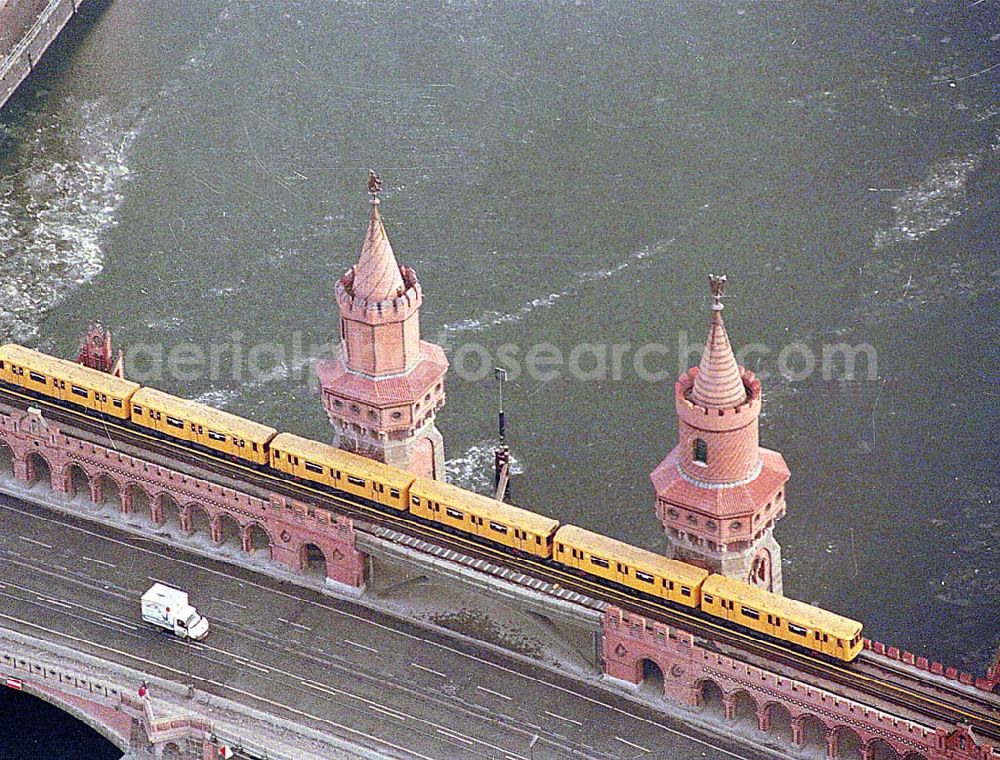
[601,607,996,760]
[865,638,1000,695]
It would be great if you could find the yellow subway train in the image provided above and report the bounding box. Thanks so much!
[0,342,864,661]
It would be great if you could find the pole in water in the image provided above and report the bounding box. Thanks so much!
[494,367,507,444]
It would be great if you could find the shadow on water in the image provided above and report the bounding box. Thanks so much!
[0,686,121,760]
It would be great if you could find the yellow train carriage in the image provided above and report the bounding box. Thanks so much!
[700,574,863,662]
[553,525,709,608]
[408,477,558,558]
[130,387,276,465]
[0,344,139,419]
[268,433,414,511]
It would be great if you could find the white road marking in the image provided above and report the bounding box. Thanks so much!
[615,736,650,753]
[545,710,582,726]
[436,728,475,746]
[101,616,137,631]
[476,685,512,701]
[211,597,247,610]
[82,556,116,568]
[343,639,378,654]
[36,596,73,610]
[411,663,447,678]
[19,536,52,549]
[300,679,407,722]
[244,662,271,674]
[277,617,312,632]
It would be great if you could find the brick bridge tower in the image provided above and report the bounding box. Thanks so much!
[650,275,790,594]
[315,172,448,479]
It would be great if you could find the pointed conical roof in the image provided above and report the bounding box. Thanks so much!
[690,289,747,409]
[351,200,405,302]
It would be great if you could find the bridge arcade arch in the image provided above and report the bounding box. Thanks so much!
[300,543,327,578]
[638,658,664,697]
[215,513,241,548]
[830,725,863,759]
[0,439,14,476]
[26,451,52,489]
[245,523,272,558]
[867,737,900,760]
[64,463,91,504]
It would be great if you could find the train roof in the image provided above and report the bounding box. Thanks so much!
[0,344,140,398]
[554,524,711,586]
[702,574,862,639]
[270,432,416,489]
[132,387,277,443]
[410,476,560,536]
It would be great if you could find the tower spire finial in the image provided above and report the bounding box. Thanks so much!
[367,169,382,206]
[709,273,727,311]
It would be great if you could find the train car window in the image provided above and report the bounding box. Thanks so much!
[101,394,107,402]
[347,475,365,487]
[112,399,123,408]
[133,405,143,414]
[71,385,89,398]
[166,417,184,428]
[740,606,760,620]
[590,556,609,569]
[837,639,844,648]
[411,496,421,505]
[273,451,281,459]
[703,594,714,603]
[29,371,46,383]
[788,623,807,636]
[0,361,4,369]
[681,586,691,597]
[822,634,828,642]
[304,462,323,474]
[668,581,675,590]
[557,544,565,553]
[334,470,341,479]
[537,535,542,545]
[635,571,654,583]
[814,631,821,641]
[208,431,226,441]
[251,442,257,451]
[389,488,399,498]
[446,508,464,519]
[489,521,508,534]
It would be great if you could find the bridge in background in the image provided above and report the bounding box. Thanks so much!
[0,0,87,111]
[0,391,997,759]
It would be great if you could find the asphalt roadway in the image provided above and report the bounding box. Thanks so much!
[0,491,777,760]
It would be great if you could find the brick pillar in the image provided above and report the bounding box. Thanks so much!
[210,517,222,544]
[121,485,133,515]
[150,494,164,526]
[757,706,771,733]
[13,457,29,482]
[722,693,736,721]
[826,732,838,758]
[241,528,251,553]
[791,720,804,746]
[179,507,192,534]
[90,477,103,505]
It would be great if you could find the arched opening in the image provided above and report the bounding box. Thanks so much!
[26,452,52,489]
[831,725,863,759]
[187,505,212,537]
[300,543,327,578]
[638,658,664,696]
[245,524,272,559]
[161,742,183,760]
[125,484,152,522]
[866,739,899,760]
[795,714,829,755]
[216,513,242,548]
[0,440,14,477]
[696,678,725,718]
[763,702,793,744]
[158,493,181,531]
[901,753,928,760]
[66,464,91,504]
[95,474,121,511]
[730,689,758,726]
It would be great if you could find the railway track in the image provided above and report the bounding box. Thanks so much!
[2,386,998,743]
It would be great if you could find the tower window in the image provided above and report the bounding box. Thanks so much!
[693,438,708,465]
